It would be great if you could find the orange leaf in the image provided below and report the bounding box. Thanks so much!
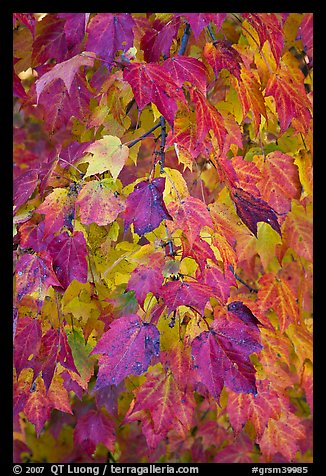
[258,273,299,333]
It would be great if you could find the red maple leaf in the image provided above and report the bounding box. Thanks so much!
[141,17,180,63]
[15,251,62,302]
[86,13,135,65]
[180,13,226,39]
[123,177,172,236]
[47,231,88,289]
[126,264,163,308]
[14,316,42,376]
[162,56,207,93]
[231,187,281,237]
[91,314,160,389]
[191,308,262,402]
[32,15,67,67]
[74,409,116,456]
[123,62,186,125]
[13,169,39,212]
[204,41,242,80]
[160,280,213,315]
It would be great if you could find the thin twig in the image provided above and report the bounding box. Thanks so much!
[178,22,191,55]
[159,116,166,173]
[229,265,258,293]
[124,122,161,149]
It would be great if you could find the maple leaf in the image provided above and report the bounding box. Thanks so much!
[227,380,284,439]
[231,187,281,237]
[37,73,92,133]
[126,264,163,308]
[180,13,226,39]
[296,13,313,65]
[167,196,213,248]
[75,179,125,226]
[162,56,208,93]
[14,316,42,376]
[166,109,202,162]
[86,13,135,65]
[36,188,76,239]
[91,314,160,389]
[13,169,39,212]
[160,279,213,315]
[80,135,129,180]
[282,201,312,262]
[197,263,236,304]
[31,15,67,67]
[258,272,299,333]
[58,13,90,51]
[18,220,52,252]
[182,236,218,274]
[123,177,172,235]
[123,62,186,125]
[74,409,116,456]
[126,366,195,440]
[258,411,306,461]
[242,13,284,65]
[265,67,312,134]
[15,251,62,302]
[214,434,255,463]
[35,52,95,102]
[204,41,242,80]
[141,17,180,62]
[232,66,267,136]
[24,377,52,436]
[255,152,301,214]
[230,156,262,198]
[31,327,78,390]
[47,231,88,289]
[189,86,227,150]
[58,141,92,168]
[191,310,262,402]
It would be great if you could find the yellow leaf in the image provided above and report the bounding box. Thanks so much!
[256,222,282,272]
[79,135,129,180]
[163,167,189,203]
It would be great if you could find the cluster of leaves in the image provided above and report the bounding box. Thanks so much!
[13,12,313,464]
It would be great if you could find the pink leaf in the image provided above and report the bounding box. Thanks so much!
[47,231,88,289]
[123,177,172,235]
[74,409,116,456]
[91,314,160,389]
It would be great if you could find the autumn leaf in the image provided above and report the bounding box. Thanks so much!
[160,280,214,315]
[14,316,42,375]
[80,135,129,180]
[75,179,125,226]
[227,379,284,439]
[265,67,312,133]
[123,61,186,125]
[126,366,195,440]
[31,15,67,67]
[15,251,62,302]
[123,177,172,236]
[189,86,227,150]
[231,187,281,237]
[86,13,135,64]
[191,309,262,402]
[162,56,208,93]
[126,264,163,308]
[167,195,213,248]
[74,409,116,456]
[35,52,95,102]
[180,13,226,39]
[24,377,52,436]
[36,188,76,239]
[91,314,160,389]
[258,411,306,461]
[255,151,301,214]
[47,231,88,289]
[257,272,300,333]
[13,169,39,212]
[204,41,242,80]
[141,17,180,63]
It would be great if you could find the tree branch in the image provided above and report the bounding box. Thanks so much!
[178,22,191,55]
[159,115,166,173]
[125,122,161,149]
[229,265,258,293]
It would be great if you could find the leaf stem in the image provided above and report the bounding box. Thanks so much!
[230,265,258,293]
[159,116,166,173]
